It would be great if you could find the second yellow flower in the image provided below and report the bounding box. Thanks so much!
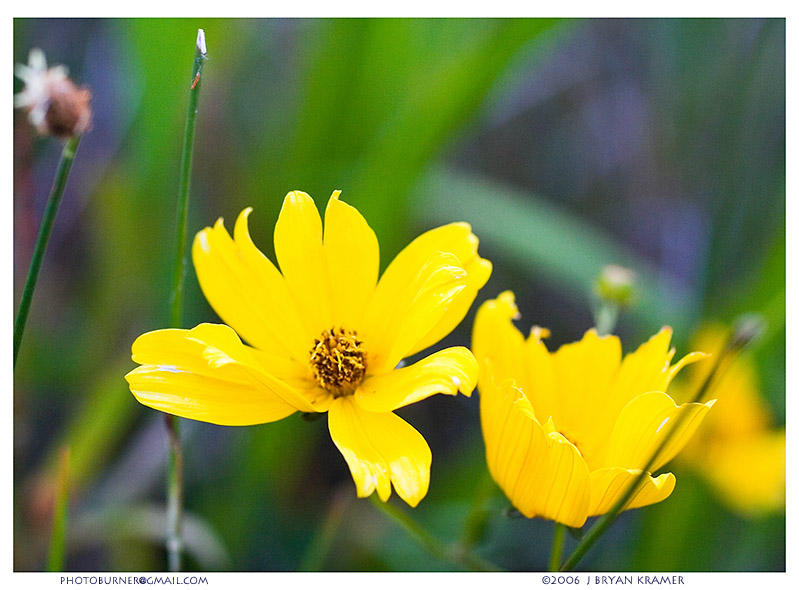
[473,292,715,527]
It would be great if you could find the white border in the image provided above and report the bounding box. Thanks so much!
[4,5,794,587]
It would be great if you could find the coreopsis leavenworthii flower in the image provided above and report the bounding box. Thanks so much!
[473,292,715,527]
[126,191,491,507]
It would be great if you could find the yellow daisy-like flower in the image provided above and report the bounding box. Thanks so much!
[125,190,491,507]
[677,325,785,516]
[473,291,715,527]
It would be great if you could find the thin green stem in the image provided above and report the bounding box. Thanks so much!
[458,470,495,551]
[369,495,448,561]
[164,29,207,573]
[369,495,501,571]
[298,487,350,571]
[548,523,566,572]
[14,134,81,368]
[451,544,503,572]
[594,302,619,336]
[165,415,184,572]
[170,30,207,328]
[559,333,740,572]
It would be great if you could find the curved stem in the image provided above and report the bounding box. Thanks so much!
[14,134,81,367]
[369,495,502,571]
[458,470,495,551]
[548,523,566,572]
[369,495,448,561]
[164,29,207,573]
[298,486,350,571]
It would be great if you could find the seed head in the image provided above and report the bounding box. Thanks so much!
[15,48,92,138]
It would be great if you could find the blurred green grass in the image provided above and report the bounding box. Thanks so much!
[13,18,784,571]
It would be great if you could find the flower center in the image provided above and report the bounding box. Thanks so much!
[309,327,367,397]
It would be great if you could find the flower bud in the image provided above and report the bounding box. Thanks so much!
[14,48,92,138]
[594,264,636,308]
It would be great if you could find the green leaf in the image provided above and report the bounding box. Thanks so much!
[46,447,70,571]
[414,167,699,336]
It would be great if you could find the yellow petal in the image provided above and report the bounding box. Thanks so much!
[604,391,715,472]
[705,359,770,437]
[363,223,489,371]
[406,255,492,356]
[192,209,309,362]
[354,346,477,413]
[549,329,622,469]
[678,324,785,516]
[663,351,709,388]
[472,291,525,388]
[362,251,468,373]
[323,191,379,331]
[126,323,323,424]
[521,326,558,431]
[607,327,708,417]
[603,327,673,417]
[588,468,675,516]
[328,397,432,507]
[480,379,591,527]
[274,191,332,338]
[702,429,785,515]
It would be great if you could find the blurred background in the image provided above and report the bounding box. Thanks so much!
[13,18,785,571]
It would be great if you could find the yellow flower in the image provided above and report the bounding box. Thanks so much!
[677,325,785,516]
[125,190,491,507]
[473,291,715,527]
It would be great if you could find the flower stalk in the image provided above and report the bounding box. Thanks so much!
[164,28,207,573]
[299,487,351,571]
[170,29,207,327]
[592,264,635,336]
[548,523,566,571]
[369,495,501,571]
[593,304,618,337]
[14,134,81,367]
[458,470,495,552]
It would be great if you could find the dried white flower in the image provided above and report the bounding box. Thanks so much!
[14,48,92,138]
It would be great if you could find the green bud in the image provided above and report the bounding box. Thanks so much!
[594,265,637,308]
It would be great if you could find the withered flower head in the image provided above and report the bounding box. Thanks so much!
[14,48,92,138]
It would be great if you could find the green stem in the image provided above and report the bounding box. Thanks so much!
[458,470,495,551]
[594,302,619,336]
[164,29,207,573]
[369,495,448,562]
[298,487,350,571]
[170,30,207,327]
[14,134,81,368]
[548,523,566,572]
[369,495,501,571]
[559,333,739,572]
[165,415,184,572]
